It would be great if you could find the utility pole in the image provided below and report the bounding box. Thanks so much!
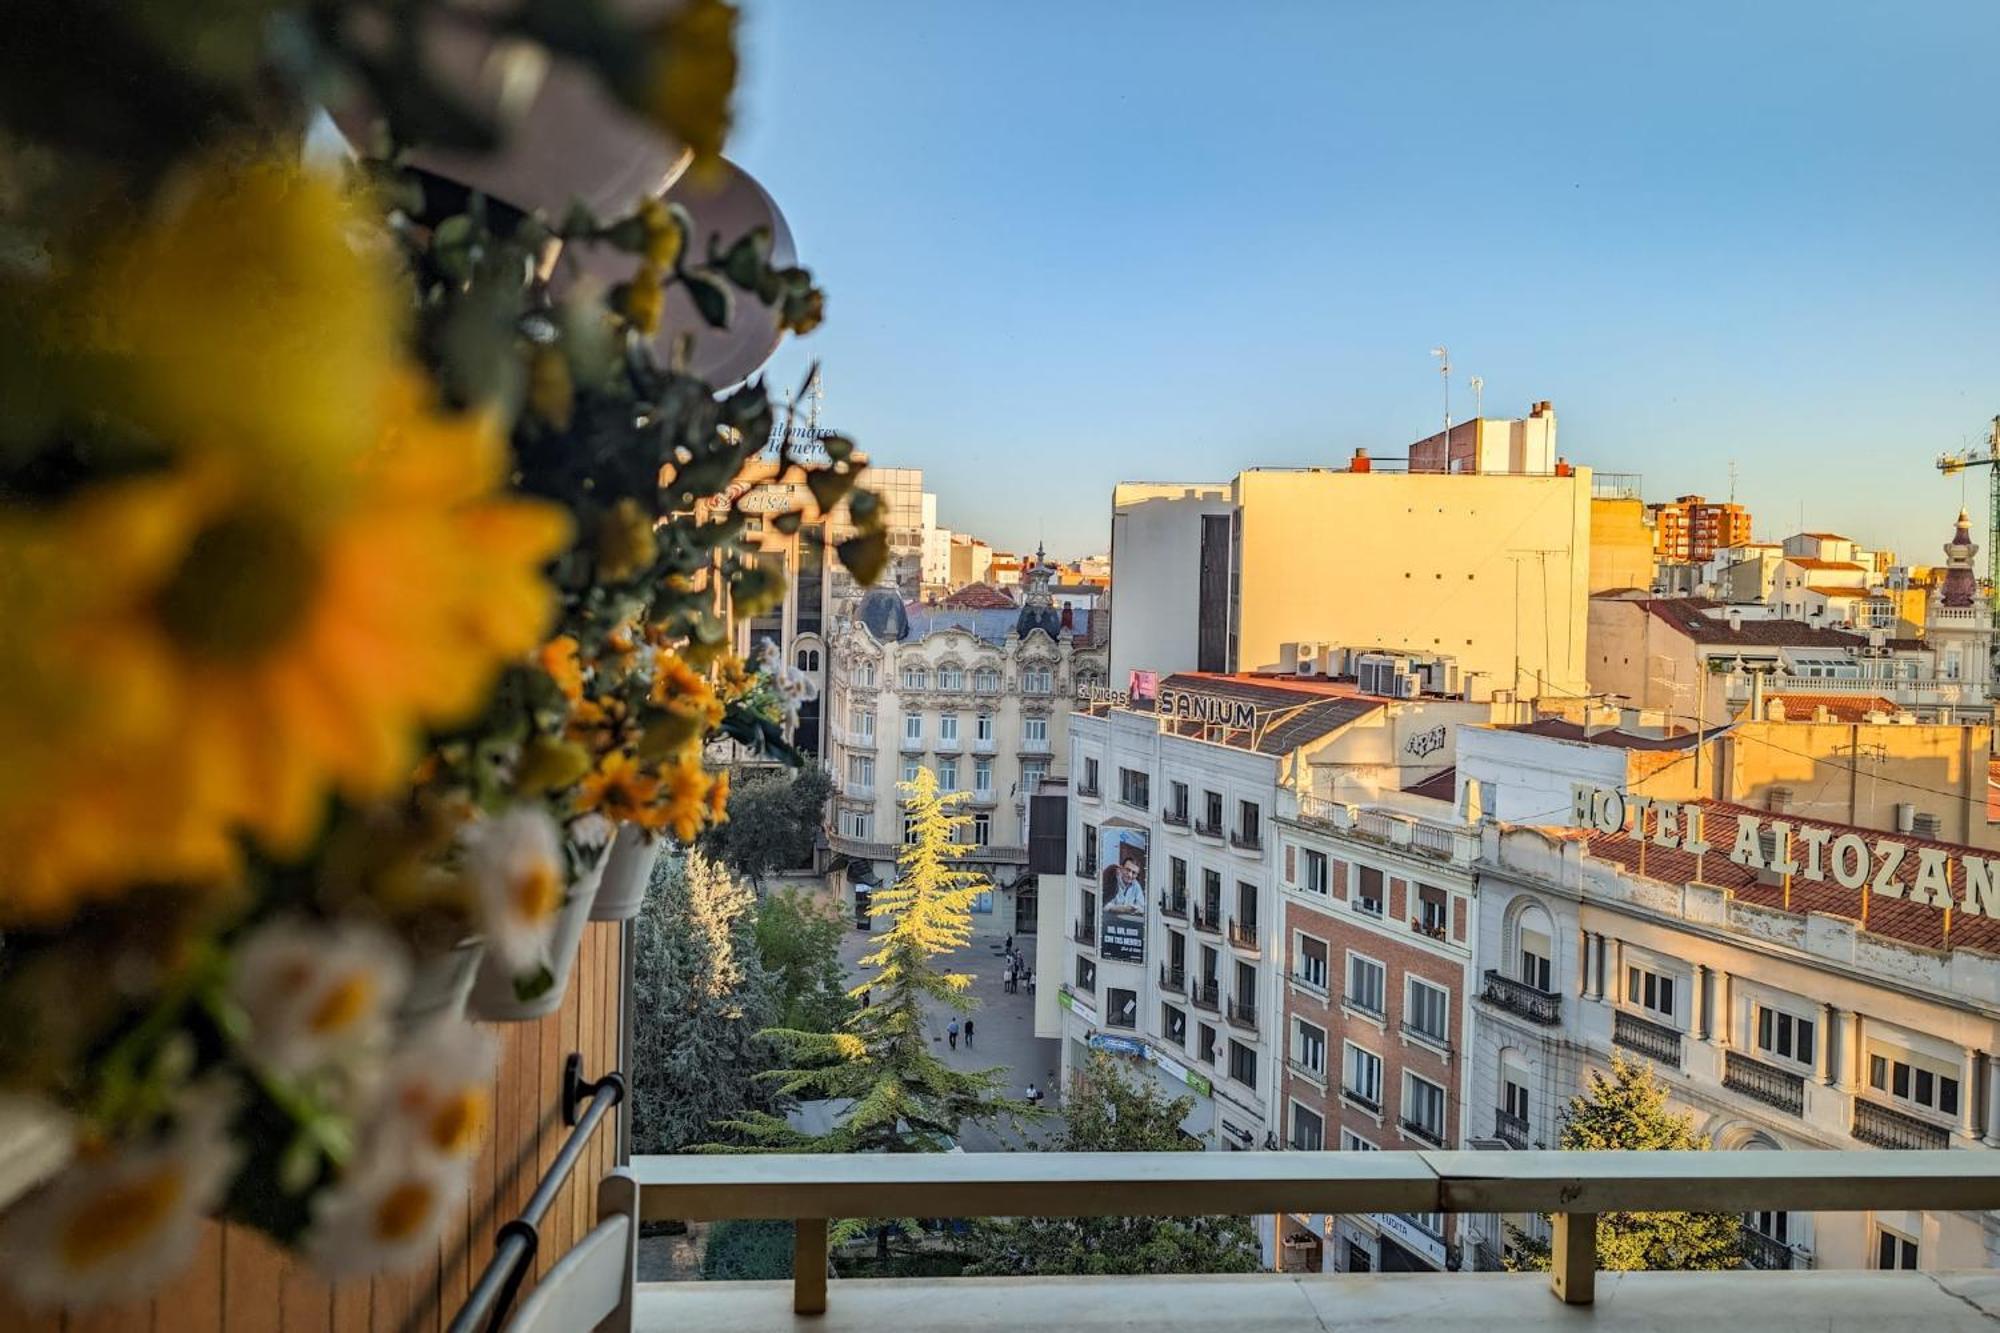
[1430,346,1451,444]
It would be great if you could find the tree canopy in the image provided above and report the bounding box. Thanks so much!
[702,764,833,885]
[1507,1053,1742,1272]
[960,1052,1263,1277]
[753,887,857,1034]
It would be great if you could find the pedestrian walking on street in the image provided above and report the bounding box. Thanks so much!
[947,1018,959,1050]
[1005,933,1014,955]
[964,1018,975,1049]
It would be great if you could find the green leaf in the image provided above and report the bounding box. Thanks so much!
[837,531,889,585]
[683,269,734,329]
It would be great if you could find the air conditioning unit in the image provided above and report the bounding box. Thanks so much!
[1912,812,1942,839]
[1421,654,1460,696]
[1293,642,1330,676]
[1356,653,1407,696]
[1394,671,1421,699]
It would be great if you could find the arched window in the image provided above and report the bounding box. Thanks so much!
[1505,898,1558,993]
[796,647,821,675]
[902,664,928,691]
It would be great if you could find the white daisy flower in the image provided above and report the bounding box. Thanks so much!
[230,918,410,1080]
[0,1086,239,1309]
[368,1019,497,1162]
[754,639,820,726]
[304,1145,469,1280]
[463,805,569,974]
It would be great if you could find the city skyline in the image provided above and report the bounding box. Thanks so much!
[732,0,2000,561]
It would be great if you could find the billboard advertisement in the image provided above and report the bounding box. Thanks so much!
[1097,822,1149,964]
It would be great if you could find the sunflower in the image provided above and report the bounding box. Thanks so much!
[574,751,664,828]
[0,374,570,922]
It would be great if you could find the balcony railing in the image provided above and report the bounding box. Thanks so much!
[972,736,997,754]
[1194,818,1224,839]
[1075,851,1095,876]
[1495,1107,1530,1150]
[1076,780,1100,798]
[1739,1223,1801,1272]
[1287,1056,1327,1085]
[1226,996,1258,1032]
[1230,827,1262,851]
[1192,904,1222,935]
[633,1149,2000,1319]
[935,736,962,754]
[1159,963,1186,994]
[1613,1010,1684,1068]
[1163,806,1190,827]
[1481,970,1562,1026]
[1724,1051,1806,1116]
[899,732,926,752]
[1400,1117,1446,1148]
[1189,978,1220,1012]
[1227,917,1259,952]
[841,782,876,802]
[1157,891,1188,920]
[1341,1085,1381,1115]
[1852,1098,1953,1150]
[1020,735,1052,754]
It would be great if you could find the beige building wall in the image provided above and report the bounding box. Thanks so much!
[1589,497,1655,593]
[1709,721,1993,848]
[1108,481,1234,687]
[1232,468,1593,697]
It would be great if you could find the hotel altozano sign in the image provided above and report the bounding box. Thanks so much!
[1156,685,1255,731]
[1571,784,2000,917]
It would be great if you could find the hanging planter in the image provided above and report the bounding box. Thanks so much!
[468,850,607,1023]
[396,938,487,1030]
[591,823,661,921]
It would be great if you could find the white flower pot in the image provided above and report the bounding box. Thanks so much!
[591,824,661,921]
[396,939,486,1030]
[468,852,606,1022]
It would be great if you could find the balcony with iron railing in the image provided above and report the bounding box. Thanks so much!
[1494,1107,1530,1150]
[1194,816,1224,839]
[1189,978,1220,1012]
[1852,1098,1953,1150]
[1341,1084,1381,1115]
[1072,917,1098,950]
[972,735,997,755]
[1157,890,1188,920]
[1162,806,1190,828]
[1739,1223,1804,1272]
[1225,996,1258,1032]
[1192,903,1223,935]
[1400,1117,1446,1148]
[1612,1010,1684,1068]
[624,1150,2000,1328]
[1020,735,1053,755]
[1723,1051,1806,1117]
[1287,1056,1327,1087]
[1075,851,1095,876]
[1075,778,1100,799]
[1158,963,1186,995]
[1229,827,1262,852]
[1226,917,1259,952]
[1480,970,1562,1026]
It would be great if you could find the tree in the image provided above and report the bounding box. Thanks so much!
[715,770,1030,1257]
[1507,1053,1742,1272]
[753,888,856,1033]
[960,1052,1263,1277]
[629,850,780,1154]
[703,764,834,886]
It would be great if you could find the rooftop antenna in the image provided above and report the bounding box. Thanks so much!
[1429,347,1452,441]
[1728,459,1738,505]
[1468,375,1485,422]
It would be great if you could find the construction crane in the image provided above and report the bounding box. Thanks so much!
[1935,415,2000,602]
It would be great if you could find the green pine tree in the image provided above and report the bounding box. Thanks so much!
[1507,1052,1743,1272]
[629,850,780,1154]
[962,1052,1263,1276]
[714,770,1032,1255]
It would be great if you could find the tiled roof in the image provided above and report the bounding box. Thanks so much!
[938,582,1015,609]
[1804,584,1865,597]
[1155,672,1383,756]
[1583,800,2000,954]
[1759,693,1900,723]
[1506,718,1700,750]
[1642,599,1863,648]
[1783,557,1864,571]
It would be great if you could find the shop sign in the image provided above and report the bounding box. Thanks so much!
[1375,1213,1446,1268]
[1157,684,1256,730]
[1088,1034,1147,1059]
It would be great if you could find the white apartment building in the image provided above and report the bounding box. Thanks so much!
[825,557,1105,926]
[1460,731,2000,1274]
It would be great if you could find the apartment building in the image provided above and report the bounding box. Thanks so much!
[1273,787,1480,1274]
[1649,494,1754,563]
[1460,736,2000,1273]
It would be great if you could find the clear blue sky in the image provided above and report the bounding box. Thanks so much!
[729,1,2000,565]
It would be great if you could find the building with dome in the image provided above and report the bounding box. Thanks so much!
[825,546,1108,930]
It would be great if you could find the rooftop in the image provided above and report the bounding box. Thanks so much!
[1402,766,1458,803]
[1784,557,1866,571]
[1758,692,1901,722]
[936,582,1016,609]
[1641,598,1863,648]
[1153,672,1386,756]
[1506,718,1701,751]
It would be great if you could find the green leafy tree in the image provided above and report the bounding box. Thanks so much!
[962,1052,1262,1276]
[629,850,780,1153]
[754,887,856,1033]
[1507,1053,1742,1272]
[703,764,834,886]
[716,769,1030,1257]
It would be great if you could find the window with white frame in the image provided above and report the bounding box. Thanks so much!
[1346,953,1385,1017]
[1339,1128,1377,1152]
[1294,933,1328,992]
[1024,715,1049,744]
[1868,1047,1961,1119]
[1161,1004,1187,1048]
[1118,767,1150,809]
[1875,1225,1919,1271]
[1304,848,1329,895]
[1625,963,1678,1023]
[939,665,964,691]
[1290,1102,1324,1151]
[1518,923,1553,991]
[1354,865,1384,915]
[1228,1040,1257,1090]
[1755,1004,1816,1069]
[1292,1018,1327,1077]
[1021,759,1048,789]
[1168,780,1190,821]
[976,711,994,741]
[974,666,1000,692]
[1503,1071,1531,1131]
[847,754,874,788]
[853,660,876,688]
[903,712,923,744]
[1343,1043,1383,1108]
[1023,666,1053,694]
[902,665,927,690]
[1402,1073,1446,1143]
[938,758,959,791]
[971,812,991,844]
[1406,977,1449,1045]
[902,813,919,843]
[974,758,993,795]
[851,706,875,741]
[902,757,922,784]
[939,712,959,744]
[839,809,872,839]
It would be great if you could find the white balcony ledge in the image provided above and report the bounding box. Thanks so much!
[636,1271,2000,1332]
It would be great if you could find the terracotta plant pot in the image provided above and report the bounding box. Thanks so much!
[468,851,607,1022]
[591,823,661,921]
[397,938,486,1030]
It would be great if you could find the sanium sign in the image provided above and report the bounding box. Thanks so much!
[1570,784,2000,918]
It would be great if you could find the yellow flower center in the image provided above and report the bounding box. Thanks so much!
[511,862,563,925]
[372,1180,436,1242]
[429,1090,488,1155]
[158,510,320,659]
[309,973,375,1035]
[58,1166,184,1271]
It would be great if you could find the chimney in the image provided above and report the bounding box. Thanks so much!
[1349,448,1372,473]
[1813,705,1832,723]
[1725,607,1744,633]
[1554,457,1573,477]
[1750,667,1766,721]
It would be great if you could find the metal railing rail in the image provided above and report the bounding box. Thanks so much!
[633,1149,2000,1314]
[447,1056,626,1333]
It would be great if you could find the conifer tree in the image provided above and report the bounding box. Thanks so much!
[1507,1052,1742,1272]
[963,1052,1262,1276]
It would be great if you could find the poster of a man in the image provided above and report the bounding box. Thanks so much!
[1097,825,1148,963]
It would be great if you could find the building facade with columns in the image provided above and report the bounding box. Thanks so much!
[1467,789,2000,1274]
